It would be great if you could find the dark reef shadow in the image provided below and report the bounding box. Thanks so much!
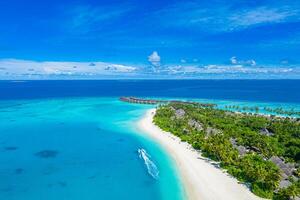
[35,150,59,158]
[14,168,24,175]
[4,146,18,151]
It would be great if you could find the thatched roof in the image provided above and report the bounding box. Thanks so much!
[269,156,295,178]
[230,138,248,156]
[205,127,222,137]
[175,109,185,118]
[236,146,248,156]
[188,119,203,131]
[259,128,274,136]
[279,180,292,189]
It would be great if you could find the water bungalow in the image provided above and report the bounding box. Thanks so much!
[119,97,167,104]
[119,97,216,107]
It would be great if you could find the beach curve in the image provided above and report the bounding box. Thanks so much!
[137,108,263,200]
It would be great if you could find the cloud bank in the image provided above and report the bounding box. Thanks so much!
[0,59,137,79]
[0,58,299,79]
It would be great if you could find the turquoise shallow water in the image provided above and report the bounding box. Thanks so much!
[1,96,300,200]
[175,98,300,117]
[0,98,184,200]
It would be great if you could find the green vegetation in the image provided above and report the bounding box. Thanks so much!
[154,103,300,199]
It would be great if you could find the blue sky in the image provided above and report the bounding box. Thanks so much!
[0,0,300,79]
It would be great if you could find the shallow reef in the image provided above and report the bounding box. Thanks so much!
[4,146,18,151]
[14,168,24,175]
[35,150,59,158]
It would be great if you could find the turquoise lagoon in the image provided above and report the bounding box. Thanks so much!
[0,98,184,200]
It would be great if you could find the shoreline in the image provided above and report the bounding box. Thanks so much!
[137,108,263,200]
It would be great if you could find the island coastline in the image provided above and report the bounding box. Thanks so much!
[137,108,263,200]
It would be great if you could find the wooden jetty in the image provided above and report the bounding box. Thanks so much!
[119,97,216,107]
[119,97,167,104]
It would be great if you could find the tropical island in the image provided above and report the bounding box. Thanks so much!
[150,102,300,199]
[127,95,300,200]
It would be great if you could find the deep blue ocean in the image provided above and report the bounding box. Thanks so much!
[0,80,300,103]
[0,80,299,200]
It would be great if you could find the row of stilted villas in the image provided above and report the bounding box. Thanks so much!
[119,97,217,108]
[119,97,167,104]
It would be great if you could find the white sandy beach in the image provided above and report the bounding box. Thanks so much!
[138,109,263,200]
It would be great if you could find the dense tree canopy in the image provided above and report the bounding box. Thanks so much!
[154,103,300,199]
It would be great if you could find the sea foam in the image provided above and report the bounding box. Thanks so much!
[138,148,159,179]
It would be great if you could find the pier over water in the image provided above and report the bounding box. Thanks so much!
[119,97,167,104]
[119,97,216,107]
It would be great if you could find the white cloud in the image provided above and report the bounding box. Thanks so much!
[0,59,136,78]
[0,59,299,79]
[229,7,298,28]
[156,2,300,32]
[163,64,298,76]
[148,51,161,67]
[104,64,136,72]
[230,57,256,66]
[246,60,256,66]
[230,57,238,64]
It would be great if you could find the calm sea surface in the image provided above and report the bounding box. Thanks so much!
[0,80,299,200]
[0,80,300,103]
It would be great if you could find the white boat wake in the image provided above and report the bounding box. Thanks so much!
[138,148,159,179]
